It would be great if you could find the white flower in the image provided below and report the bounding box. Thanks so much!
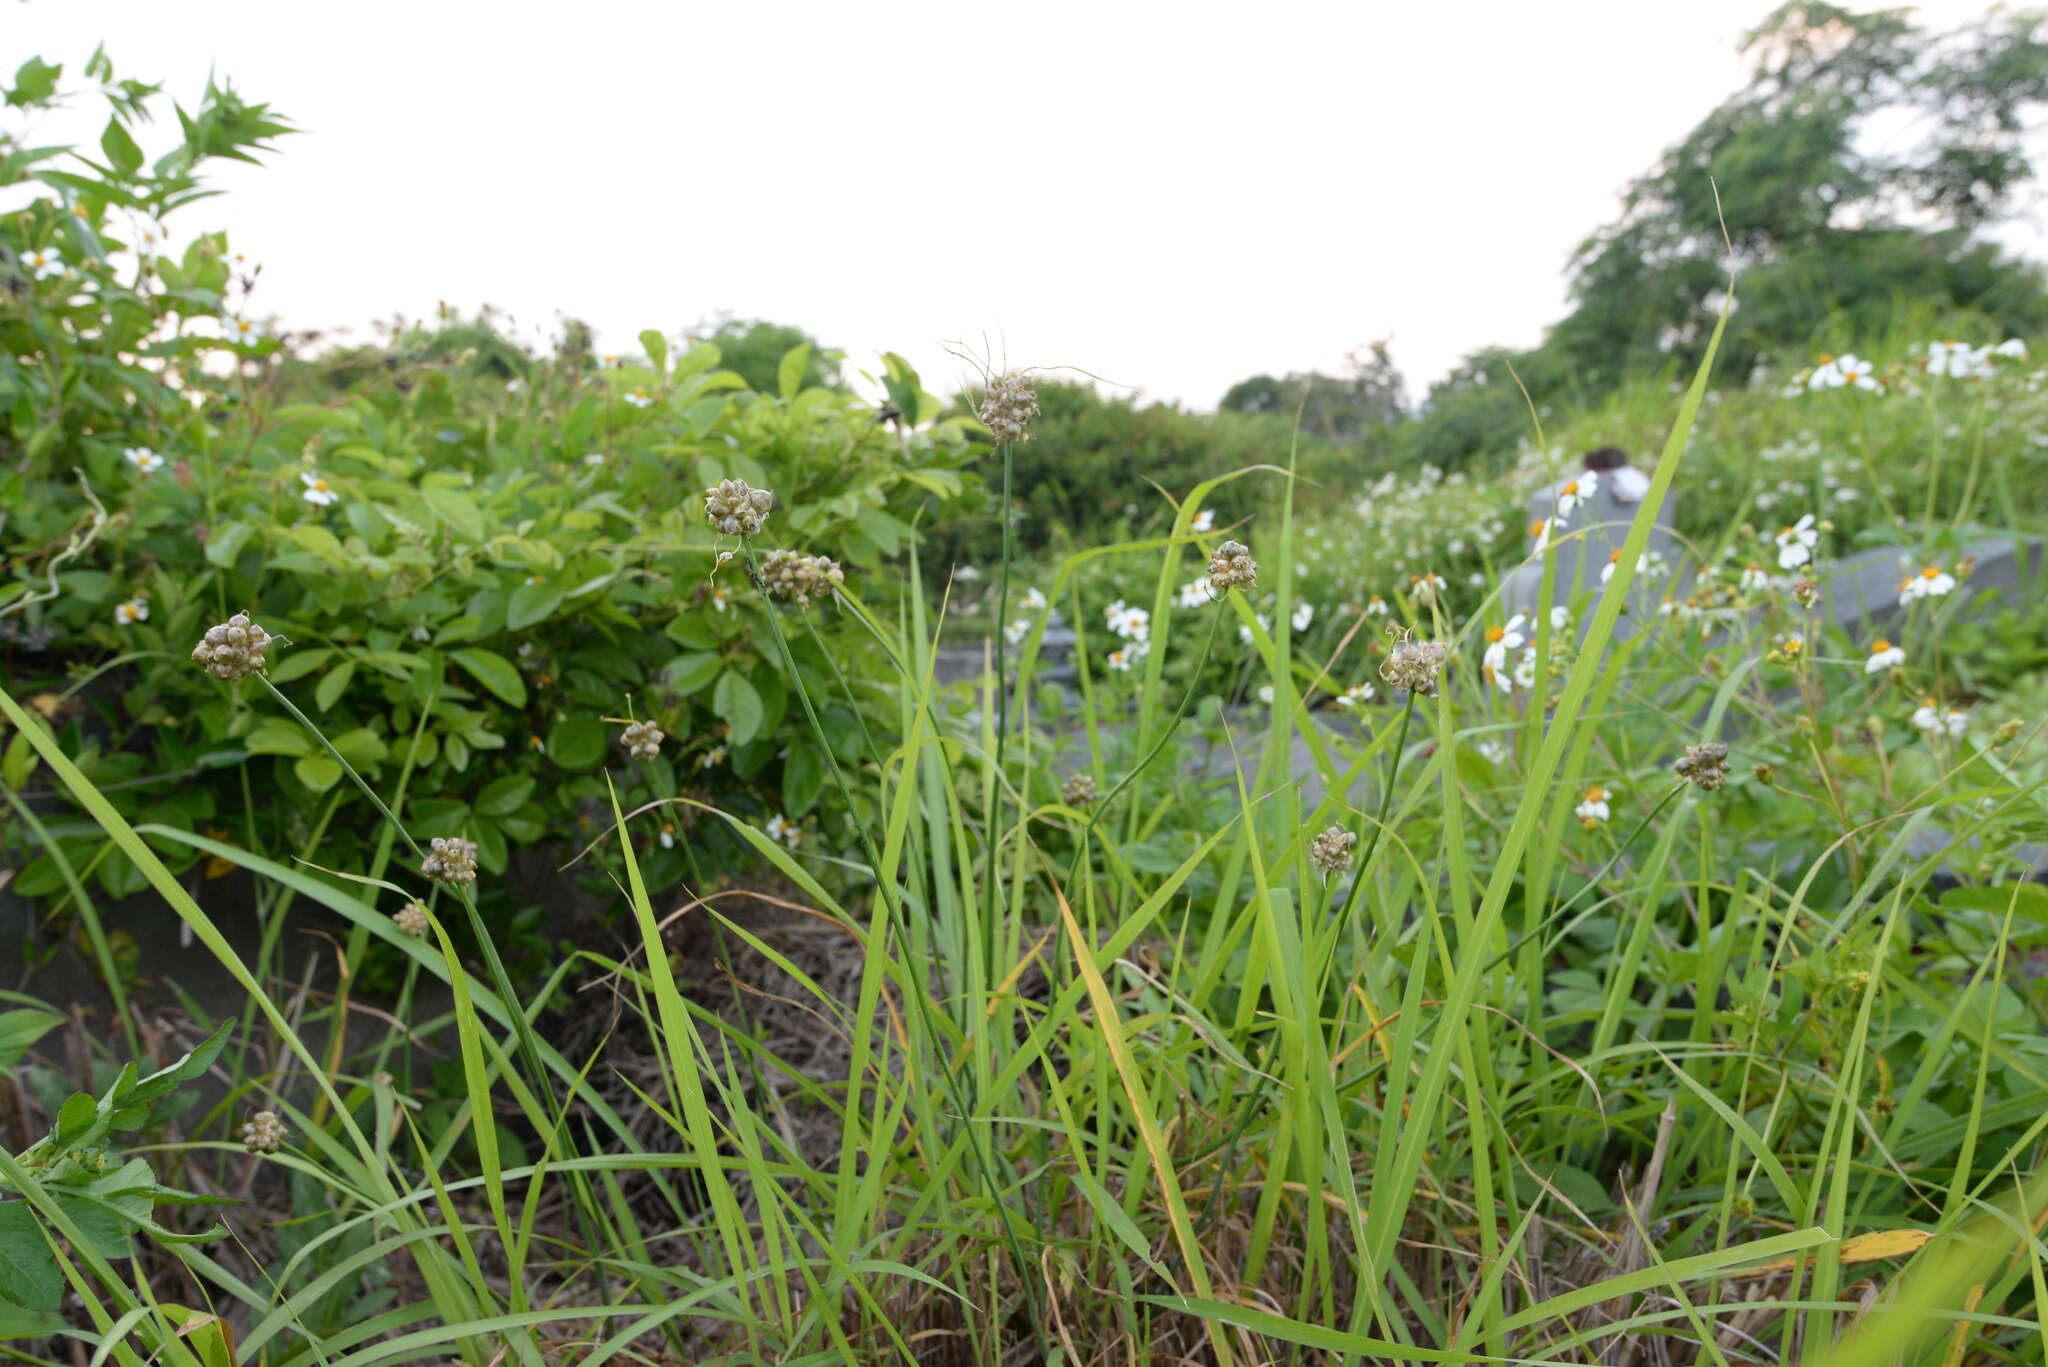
[505,378,527,395]
[696,745,727,770]
[658,823,676,849]
[1865,639,1905,674]
[1335,682,1375,707]
[1529,518,1552,553]
[123,446,164,475]
[22,247,64,280]
[300,471,340,506]
[1291,602,1314,632]
[1020,586,1048,613]
[1176,577,1217,609]
[1512,646,1539,691]
[1807,354,1880,392]
[1256,683,1276,704]
[1739,563,1771,592]
[622,388,654,409]
[709,584,731,613]
[1409,573,1446,601]
[1601,550,1657,584]
[1993,337,2027,359]
[954,565,983,582]
[1105,602,1150,642]
[1191,508,1215,533]
[1003,619,1030,645]
[227,315,265,346]
[1481,614,1528,694]
[1773,514,1819,570]
[1363,595,1388,618]
[1897,565,1955,606]
[1549,605,1572,632]
[113,598,148,625]
[1238,612,1270,646]
[1106,644,1143,672]
[765,813,801,849]
[1574,785,1612,826]
[1910,700,1967,737]
[129,218,170,259]
[1554,470,1599,520]
[1926,340,1990,380]
[1477,738,1509,765]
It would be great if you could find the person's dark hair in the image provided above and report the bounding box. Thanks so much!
[1582,445,1629,471]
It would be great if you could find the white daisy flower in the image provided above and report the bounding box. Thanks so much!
[1363,595,1389,617]
[1256,683,1276,704]
[113,598,148,626]
[622,388,654,409]
[1574,785,1612,827]
[764,813,801,849]
[1335,682,1375,707]
[696,745,727,770]
[1291,602,1314,632]
[1910,699,1967,737]
[709,584,731,613]
[1897,565,1955,606]
[1773,514,1819,570]
[22,246,64,280]
[1481,614,1528,694]
[1191,508,1215,533]
[1105,602,1150,642]
[1549,605,1572,632]
[1865,639,1905,674]
[1238,612,1269,646]
[300,471,340,506]
[1477,738,1509,765]
[1992,338,2027,359]
[1003,619,1030,645]
[1512,646,1539,692]
[123,446,164,474]
[227,315,265,346]
[1739,564,1771,592]
[1925,340,1989,380]
[1176,577,1217,609]
[954,565,983,582]
[1409,573,1446,601]
[1106,644,1141,672]
[1529,518,1552,553]
[1020,586,1048,613]
[658,823,676,850]
[1554,470,1599,520]
[505,378,526,395]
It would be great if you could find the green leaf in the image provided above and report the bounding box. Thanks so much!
[505,580,563,631]
[0,1301,67,1341]
[664,651,723,696]
[449,648,526,706]
[327,728,388,768]
[264,646,332,685]
[776,342,812,400]
[0,1011,61,1070]
[120,1022,232,1106]
[293,754,343,791]
[546,716,607,770]
[474,774,536,817]
[638,329,668,377]
[421,485,485,541]
[781,743,825,816]
[314,660,356,713]
[712,669,765,746]
[0,1203,60,1313]
[100,117,143,175]
[55,1093,97,1143]
[6,58,61,109]
[241,717,312,757]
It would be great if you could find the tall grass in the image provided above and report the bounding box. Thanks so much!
[4,332,2047,1366]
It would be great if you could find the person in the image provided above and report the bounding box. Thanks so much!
[1503,444,1678,632]
[1581,444,1651,504]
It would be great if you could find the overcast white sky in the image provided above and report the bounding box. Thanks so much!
[7,0,2026,407]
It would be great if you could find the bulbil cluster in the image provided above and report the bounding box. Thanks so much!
[759,549,845,603]
[191,612,274,681]
[1308,826,1357,877]
[1208,540,1258,595]
[242,1110,287,1154]
[1675,742,1731,791]
[392,901,431,937]
[1062,772,1097,807]
[1379,630,1449,698]
[420,835,478,886]
[978,371,1040,443]
[705,478,774,537]
[620,719,664,760]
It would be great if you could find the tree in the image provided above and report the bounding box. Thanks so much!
[1218,339,1409,442]
[695,318,839,394]
[1557,2,2048,388]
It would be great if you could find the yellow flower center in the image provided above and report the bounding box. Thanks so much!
[1920,566,1941,579]
[1561,481,1579,496]
[1584,786,1606,802]
[1486,626,1505,643]
[1529,519,1546,538]
[1608,549,1622,563]
[1871,639,1892,653]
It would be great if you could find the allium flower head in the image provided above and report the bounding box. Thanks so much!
[705,478,774,537]
[620,719,664,760]
[1308,825,1357,879]
[420,836,479,886]
[1674,742,1730,792]
[243,1110,288,1154]
[1379,628,1449,698]
[393,901,431,937]
[191,612,275,681]
[978,371,1040,443]
[759,549,845,603]
[1062,772,1097,807]
[1208,540,1258,595]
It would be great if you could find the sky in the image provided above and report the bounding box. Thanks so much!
[6,0,2025,409]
